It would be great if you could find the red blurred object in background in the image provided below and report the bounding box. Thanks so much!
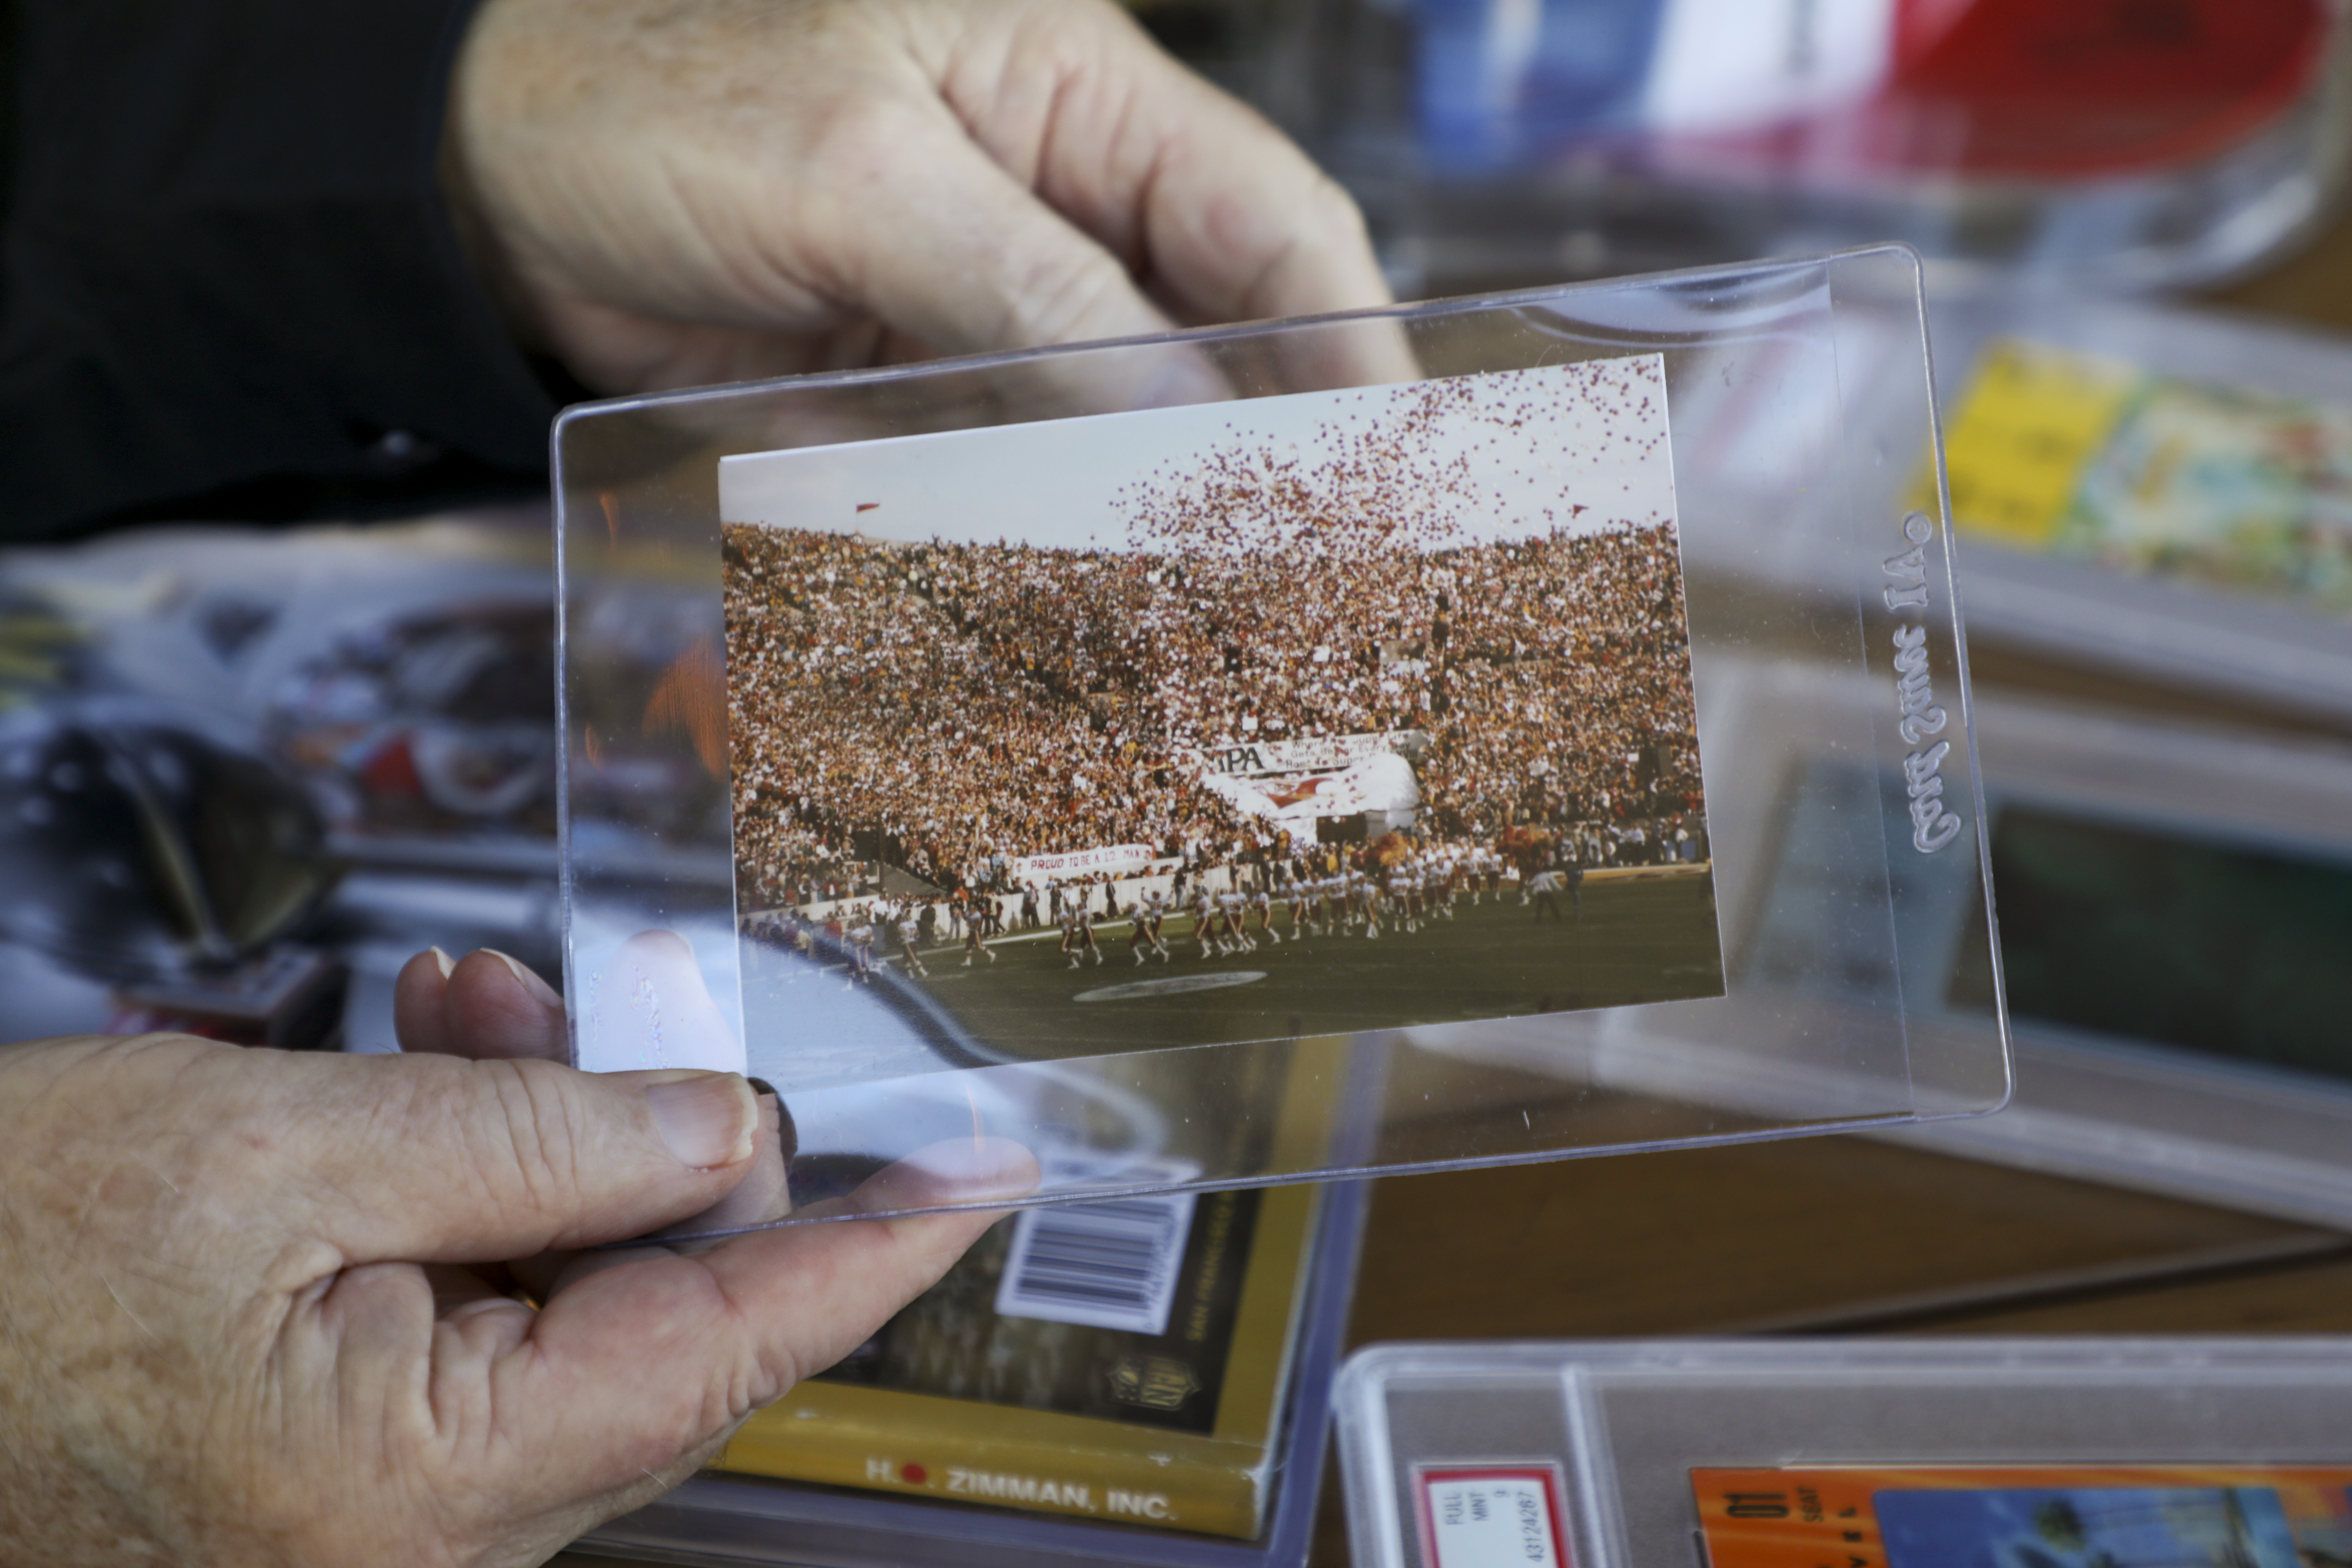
[1689,0,2334,181]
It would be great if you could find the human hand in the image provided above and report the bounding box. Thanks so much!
[440,0,1405,396]
[0,948,1033,1567]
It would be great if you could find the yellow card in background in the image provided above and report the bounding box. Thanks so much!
[1920,338,2139,550]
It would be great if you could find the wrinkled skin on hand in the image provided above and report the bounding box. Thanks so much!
[0,948,1032,1567]
[441,0,1405,393]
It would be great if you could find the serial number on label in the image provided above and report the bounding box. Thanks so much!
[1421,1468,1568,1568]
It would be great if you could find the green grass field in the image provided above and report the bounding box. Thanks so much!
[900,867,1725,1061]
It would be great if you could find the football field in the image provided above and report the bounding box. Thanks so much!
[903,868,1725,1061]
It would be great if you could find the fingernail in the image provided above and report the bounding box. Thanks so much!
[1135,351,1229,411]
[904,1136,1040,1202]
[431,947,455,979]
[487,949,562,1008]
[646,1073,755,1169]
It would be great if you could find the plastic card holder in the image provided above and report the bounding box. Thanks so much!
[1876,693,2352,1230]
[1911,293,2352,725]
[1337,1338,2352,1568]
[574,1176,1365,1568]
[1612,670,2352,1227]
[553,244,2006,1233]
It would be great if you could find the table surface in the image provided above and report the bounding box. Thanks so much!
[555,198,2352,1568]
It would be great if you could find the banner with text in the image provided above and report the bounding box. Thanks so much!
[1011,844,1158,883]
[1198,730,1430,778]
[1197,752,1420,826]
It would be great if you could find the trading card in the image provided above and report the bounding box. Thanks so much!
[1936,337,2352,615]
[1693,1463,2352,1568]
[713,357,1724,1091]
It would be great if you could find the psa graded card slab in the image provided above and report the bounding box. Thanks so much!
[1779,291,2352,722]
[552,245,2005,1231]
[1694,1463,2352,1568]
[1338,1340,2352,1568]
[1577,658,2352,1230]
[1884,697,2352,1229]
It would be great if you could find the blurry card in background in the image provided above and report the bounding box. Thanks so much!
[1694,1464,2352,1568]
[1414,0,2338,178]
[1293,0,2347,294]
[716,1182,1324,1541]
[1933,337,2352,614]
[0,511,586,1046]
[0,510,562,853]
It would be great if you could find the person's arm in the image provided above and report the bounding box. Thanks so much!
[2,0,1405,537]
[0,0,555,537]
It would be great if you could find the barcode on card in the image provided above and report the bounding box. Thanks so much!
[992,1189,1197,1336]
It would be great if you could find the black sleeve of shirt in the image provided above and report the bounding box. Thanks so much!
[0,0,560,539]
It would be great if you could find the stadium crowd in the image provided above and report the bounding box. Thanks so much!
[723,518,1706,910]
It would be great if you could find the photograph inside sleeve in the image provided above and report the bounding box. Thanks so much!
[718,358,1723,1092]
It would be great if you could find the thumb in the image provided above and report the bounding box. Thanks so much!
[275,1051,762,1264]
[813,102,1229,414]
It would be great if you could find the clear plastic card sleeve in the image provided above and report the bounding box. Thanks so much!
[1336,1338,2352,1568]
[552,244,2008,1233]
